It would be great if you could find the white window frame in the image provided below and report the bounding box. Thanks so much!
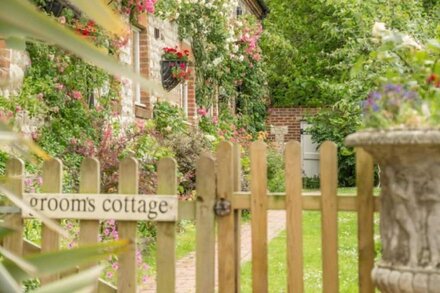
[132,26,143,106]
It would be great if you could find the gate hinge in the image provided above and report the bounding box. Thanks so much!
[214,198,231,216]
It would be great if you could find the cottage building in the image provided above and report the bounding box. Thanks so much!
[0,0,268,126]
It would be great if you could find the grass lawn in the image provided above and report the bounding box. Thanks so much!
[240,188,380,292]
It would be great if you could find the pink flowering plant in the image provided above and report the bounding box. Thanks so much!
[117,0,157,21]
[361,23,440,129]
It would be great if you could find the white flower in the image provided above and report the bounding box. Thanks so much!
[239,55,244,61]
[372,22,388,38]
[205,134,216,142]
[213,57,223,66]
[402,35,422,50]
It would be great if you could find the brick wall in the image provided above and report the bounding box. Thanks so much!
[266,107,319,142]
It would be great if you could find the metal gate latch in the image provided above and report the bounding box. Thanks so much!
[214,198,231,216]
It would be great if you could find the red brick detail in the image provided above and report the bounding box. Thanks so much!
[266,107,319,142]
[138,24,152,118]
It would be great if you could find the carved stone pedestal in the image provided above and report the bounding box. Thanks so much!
[346,130,440,292]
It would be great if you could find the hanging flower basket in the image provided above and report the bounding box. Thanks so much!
[160,47,191,91]
[160,60,187,91]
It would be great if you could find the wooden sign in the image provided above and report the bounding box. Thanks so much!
[22,193,178,221]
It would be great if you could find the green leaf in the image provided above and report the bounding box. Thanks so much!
[30,265,102,293]
[4,36,26,51]
[0,263,21,293]
[0,246,37,275]
[3,240,128,282]
[350,55,365,78]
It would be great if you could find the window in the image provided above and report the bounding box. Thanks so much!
[132,26,142,105]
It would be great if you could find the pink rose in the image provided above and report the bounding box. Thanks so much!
[71,90,82,100]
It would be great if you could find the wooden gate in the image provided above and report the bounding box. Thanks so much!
[2,140,376,292]
[216,140,377,293]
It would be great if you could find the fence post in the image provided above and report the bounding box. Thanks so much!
[356,148,375,293]
[40,158,63,284]
[196,153,216,293]
[320,141,339,293]
[217,141,236,293]
[3,158,24,255]
[157,158,177,293]
[233,143,241,293]
[250,141,268,292]
[118,157,138,293]
[285,141,304,293]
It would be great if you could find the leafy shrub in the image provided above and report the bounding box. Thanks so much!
[163,131,211,196]
[307,100,361,187]
[153,101,188,135]
[303,176,320,189]
[267,147,285,192]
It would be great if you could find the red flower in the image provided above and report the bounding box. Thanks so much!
[427,73,439,84]
[177,52,183,59]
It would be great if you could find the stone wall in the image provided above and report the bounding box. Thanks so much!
[0,40,30,98]
[266,107,319,142]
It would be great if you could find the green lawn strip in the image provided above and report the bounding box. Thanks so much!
[240,212,360,292]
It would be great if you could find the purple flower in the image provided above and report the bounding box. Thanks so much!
[384,84,402,92]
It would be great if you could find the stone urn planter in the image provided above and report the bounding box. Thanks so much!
[346,129,440,292]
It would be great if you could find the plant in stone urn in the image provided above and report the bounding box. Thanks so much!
[160,47,191,91]
[346,23,440,292]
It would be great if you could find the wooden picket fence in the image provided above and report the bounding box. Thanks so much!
[2,155,218,293]
[217,140,377,293]
[1,140,377,293]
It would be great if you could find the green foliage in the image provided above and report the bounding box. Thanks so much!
[307,100,361,186]
[262,0,437,108]
[152,101,188,135]
[155,3,268,134]
[267,148,285,192]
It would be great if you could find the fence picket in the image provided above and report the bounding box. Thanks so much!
[320,141,339,293]
[118,157,138,293]
[40,158,63,284]
[285,141,303,293]
[217,141,236,293]
[356,148,375,293]
[157,158,177,293]
[250,141,268,292]
[196,153,216,293]
[233,143,242,293]
[3,158,24,256]
[79,158,100,279]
